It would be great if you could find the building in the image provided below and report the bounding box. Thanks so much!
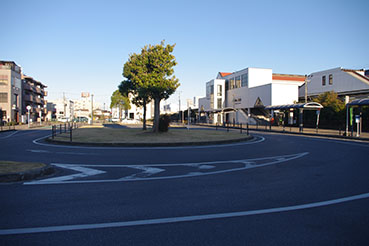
[199,67,305,124]
[299,67,369,102]
[74,92,93,119]
[51,98,74,121]
[22,75,47,123]
[0,61,22,123]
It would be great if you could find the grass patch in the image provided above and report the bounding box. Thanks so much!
[0,161,45,174]
[53,127,248,144]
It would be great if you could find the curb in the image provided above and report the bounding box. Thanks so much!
[44,135,254,147]
[0,164,55,183]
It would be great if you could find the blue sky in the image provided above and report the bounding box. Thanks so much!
[2,0,368,109]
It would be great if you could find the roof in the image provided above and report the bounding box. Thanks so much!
[347,98,369,106]
[219,72,232,78]
[272,73,305,82]
[265,102,323,110]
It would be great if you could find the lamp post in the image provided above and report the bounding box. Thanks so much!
[26,105,31,128]
[304,74,313,103]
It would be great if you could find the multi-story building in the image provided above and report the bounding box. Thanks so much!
[22,75,47,123]
[51,98,74,121]
[199,67,305,124]
[298,67,369,102]
[0,61,22,123]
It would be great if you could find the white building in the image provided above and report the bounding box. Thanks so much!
[299,67,369,101]
[199,68,305,124]
[51,98,74,120]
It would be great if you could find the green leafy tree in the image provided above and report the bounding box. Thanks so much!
[313,91,345,128]
[119,80,151,130]
[110,90,130,121]
[122,41,180,133]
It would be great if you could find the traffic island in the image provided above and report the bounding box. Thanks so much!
[0,161,54,183]
[45,126,253,147]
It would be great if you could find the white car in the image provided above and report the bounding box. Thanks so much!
[58,117,69,122]
[111,118,120,122]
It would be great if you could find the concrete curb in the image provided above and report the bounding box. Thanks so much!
[44,135,254,147]
[0,164,55,183]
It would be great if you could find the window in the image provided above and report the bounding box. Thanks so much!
[230,78,235,89]
[329,74,333,85]
[210,85,214,95]
[225,80,229,91]
[217,98,222,109]
[0,93,8,102]
[241,73,248,87]
[235,76,241,88]
[0,74,8,85]
[217,85,222,96]
[322,76,326,86]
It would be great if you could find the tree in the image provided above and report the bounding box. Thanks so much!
[122,41,180,133]
[119,80,151,130]
[110,90,130,121]
[313,91,345,128]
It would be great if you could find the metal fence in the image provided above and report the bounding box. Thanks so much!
[51,123,80,142]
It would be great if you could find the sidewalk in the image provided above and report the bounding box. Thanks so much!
[197,123,369,141]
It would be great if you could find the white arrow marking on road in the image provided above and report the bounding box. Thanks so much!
[27,149,51,153]
[36,164,106,182]
[122,166,165,180]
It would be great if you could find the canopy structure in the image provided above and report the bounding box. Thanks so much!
[346,97,369,136]
[347,98,369,106]
[265,102,323,110]
[266,102,324,132]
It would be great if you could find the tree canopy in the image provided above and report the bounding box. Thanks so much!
[121,41,179,132]
[110,90,130,120]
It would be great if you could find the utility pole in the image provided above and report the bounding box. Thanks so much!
[90,94,94,125]
[178,91,182,123]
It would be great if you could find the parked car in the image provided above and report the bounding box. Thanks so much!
[74,117,89,123]
[111,118,120,122]
[58,117,70,123]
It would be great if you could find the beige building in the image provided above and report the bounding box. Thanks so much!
[0,61,22,123]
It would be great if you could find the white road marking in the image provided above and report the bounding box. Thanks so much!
[38,164,106,182]
[0,130,18,139]
[27,149,51,153]
[32,134,265,150]
[122,166,165,179]
[24,152,308,185]
[1,192,368,235]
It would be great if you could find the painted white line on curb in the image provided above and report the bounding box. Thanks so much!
[1,192,369,235]
[32,134,265,150]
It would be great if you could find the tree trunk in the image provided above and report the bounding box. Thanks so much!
[142,99,147,130]
[153,97,161,133]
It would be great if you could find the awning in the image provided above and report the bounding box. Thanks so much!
[347,98,369,106]
[265,102,323,110]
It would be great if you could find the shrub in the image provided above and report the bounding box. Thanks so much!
[159,114,170,132]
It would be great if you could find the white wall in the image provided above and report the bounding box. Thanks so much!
[271,83,299,105]
[299,67,369,97]
[248,68,272,88]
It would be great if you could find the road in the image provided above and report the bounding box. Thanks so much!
[1,128,369,245]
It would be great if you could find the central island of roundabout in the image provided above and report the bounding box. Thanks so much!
[45,124,253,147]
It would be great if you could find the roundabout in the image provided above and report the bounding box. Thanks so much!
[1,127,369,245]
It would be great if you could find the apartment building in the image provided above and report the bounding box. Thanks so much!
[199,67,305,124]
[0,61,22,123]
[22,75,47,123]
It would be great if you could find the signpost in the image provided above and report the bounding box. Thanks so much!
[26,105,31,128]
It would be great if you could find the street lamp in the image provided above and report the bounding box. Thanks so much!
[26,105,31,128]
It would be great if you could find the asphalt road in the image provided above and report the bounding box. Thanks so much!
[1,128,369,245]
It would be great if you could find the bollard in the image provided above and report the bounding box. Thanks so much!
[70,126,72,142]
[60,124,62,134]
[240,123,242,134]
[227,123,229,132]
[247,123,249,135]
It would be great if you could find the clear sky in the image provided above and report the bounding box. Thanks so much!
[2,0,368,109]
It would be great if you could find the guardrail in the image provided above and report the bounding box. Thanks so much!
[51,123,80,142]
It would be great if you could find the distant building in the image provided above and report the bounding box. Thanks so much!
[22,75,47,123]
[0,61,22,123]
[298,67,369,102]
[51,98,74,120]
[199,67,305,124]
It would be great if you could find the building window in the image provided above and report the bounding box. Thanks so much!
[0,74,8,85]
[217,85,222,96]
[0,92,8,102]
[235,76,241,88]
[230,78,235,89]
[217,98,222,109]
[329,74,333,85]
[241,73,248,87]
[225,80,229,91]
[210,85,214,95]
[322,76,326,86]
